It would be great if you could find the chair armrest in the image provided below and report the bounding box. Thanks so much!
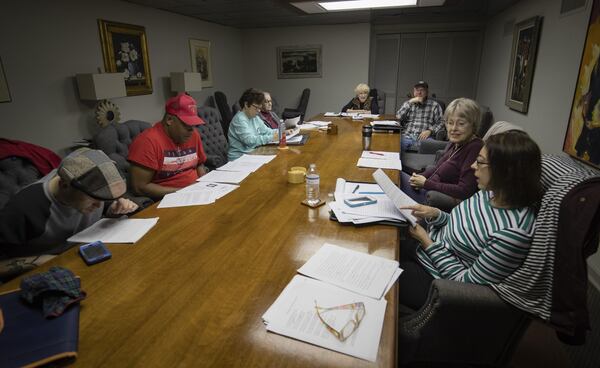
[426,191,460,213]
[418,140,449,154]
[399,279,530,366]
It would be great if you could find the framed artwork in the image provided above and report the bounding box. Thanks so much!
[0,57,11,103]
[277,45,322,79]
[98,19,152,96]
[505,16,542,113]
[189,39,213,88]
[564,0,600,169]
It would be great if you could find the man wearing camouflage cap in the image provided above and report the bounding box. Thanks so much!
[0,148,138,260]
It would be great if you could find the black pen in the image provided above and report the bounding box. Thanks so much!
[352,185,360,193]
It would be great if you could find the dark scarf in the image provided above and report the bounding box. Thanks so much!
[350,96,372,110]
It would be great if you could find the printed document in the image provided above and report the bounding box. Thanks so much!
[67,217,159,244]
[262,275,386,362]
[157,190,215,208]
[238,154,276,164]
[197,169,251,184]
[357,157,402,170]
[372,169,418,226]
[298,243,400,300]
[370,120,400,127]
[177,181,239,200]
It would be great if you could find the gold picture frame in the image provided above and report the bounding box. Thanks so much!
[98,19,152,96]
[189,39,213,88]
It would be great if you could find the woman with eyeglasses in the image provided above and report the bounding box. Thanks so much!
[398,131,542,311]
[341,83,379,114]
[227,88,279,161]
[258,92,281,129]
[401,98,483,207]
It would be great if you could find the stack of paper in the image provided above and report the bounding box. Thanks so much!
[67,217,159,243]
[329,177,412,225]
[324,112,342,117]
[357,150,402,170]
[300,120,331,131]
[263,243,402,362]
[372,169,418,226]
[370,120,400,127]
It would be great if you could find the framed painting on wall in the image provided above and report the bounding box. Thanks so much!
[0,57,11,103]
[564,0,600,169]
[189,39,213,88]
[505,16,542,113]
[277,45,322,79]
[98,19,152,96]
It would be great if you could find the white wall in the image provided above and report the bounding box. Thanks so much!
[241,24,371,119]
[476,0,592,154]
[0,0,244,155]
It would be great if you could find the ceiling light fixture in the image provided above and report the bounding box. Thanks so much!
[318,0,417,11]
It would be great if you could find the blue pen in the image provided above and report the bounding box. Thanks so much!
[352,184,360,193]
[359,191,385,194]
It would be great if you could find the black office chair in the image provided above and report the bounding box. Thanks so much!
[282,88,310,122]
[369,88,385,114]
[197,106,228,170]
[214,91,234,140]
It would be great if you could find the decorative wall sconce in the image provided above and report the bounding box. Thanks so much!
[76,72,126,127]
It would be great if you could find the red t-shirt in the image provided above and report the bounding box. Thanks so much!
[127,122,206,188]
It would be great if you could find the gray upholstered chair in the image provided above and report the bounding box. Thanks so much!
[92,120,153,209]
[197,106,228,170]
[0,157,42,209]
[398,155,600,367]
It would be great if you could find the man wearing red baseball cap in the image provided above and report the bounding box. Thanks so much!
[128,93,207,199]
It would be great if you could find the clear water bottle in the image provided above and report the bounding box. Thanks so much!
[305,163,320,206]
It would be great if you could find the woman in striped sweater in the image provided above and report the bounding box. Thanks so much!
[399,131,543,310]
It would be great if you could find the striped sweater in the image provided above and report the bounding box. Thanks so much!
[417,190,536,285]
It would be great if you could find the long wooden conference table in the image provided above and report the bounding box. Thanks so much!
[1,114,401,367]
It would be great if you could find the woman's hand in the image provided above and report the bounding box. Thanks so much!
[409,173,426,188]
[401,204,440,220]
[107,198,139,216]
[408,224,434,249]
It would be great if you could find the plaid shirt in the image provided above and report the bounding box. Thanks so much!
[396,99,444,138]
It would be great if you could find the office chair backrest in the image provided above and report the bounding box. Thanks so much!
[197,106,228,170]
[297,88,310,117]
[214,91,233,138]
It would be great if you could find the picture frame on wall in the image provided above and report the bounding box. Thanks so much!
[505,16,542,113]
[563,0,600,169]
[189,39,213,88]
[277,45,322,79]
[98,19,152,96]
[0,57,11,103]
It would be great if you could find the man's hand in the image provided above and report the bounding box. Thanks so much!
[107,198,139,216]
[408,223,434,249]
[418,129,432,140]
[400,204,440,220]
[409,173,426,189]
[410,96,424,104]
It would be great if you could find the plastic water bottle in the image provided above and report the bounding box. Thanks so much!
[306,163,320,206]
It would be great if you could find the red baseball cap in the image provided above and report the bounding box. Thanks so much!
[165,93,205,126]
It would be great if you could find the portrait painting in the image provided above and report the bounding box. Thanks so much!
[505,16,542,113]
[277,45,322,79]
[564,0,600,168]
[98,19,152,96]
[189,39,213,88]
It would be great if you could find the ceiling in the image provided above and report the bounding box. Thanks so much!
[123,0,521,29]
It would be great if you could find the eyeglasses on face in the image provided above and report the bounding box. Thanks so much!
[474,159,489,167]
[251,104,262,110]
[314,301,365,342]
[264,100,273,104]
[446,119,469,129]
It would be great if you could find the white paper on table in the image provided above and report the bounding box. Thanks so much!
[262,275,387,362]
[383,268,403,296]
[178,181,239,200]
[157,190,215,208]
[328,201,353,223]
[370,120,400,127]
[197,170,251,184]
[334,178,384,200]
[338,196,405,222]
[67,217,159,244]
[284,115,301,128]
[324,112,342,117]
[217,160,264,173]
[360,150,400,161]
[298,243,400,300]
[372,169,418,226]
[286,135,304,143]
[238,154,276,164]
[357,157,402,171]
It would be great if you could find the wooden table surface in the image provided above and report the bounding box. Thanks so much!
[1,114,401,368]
